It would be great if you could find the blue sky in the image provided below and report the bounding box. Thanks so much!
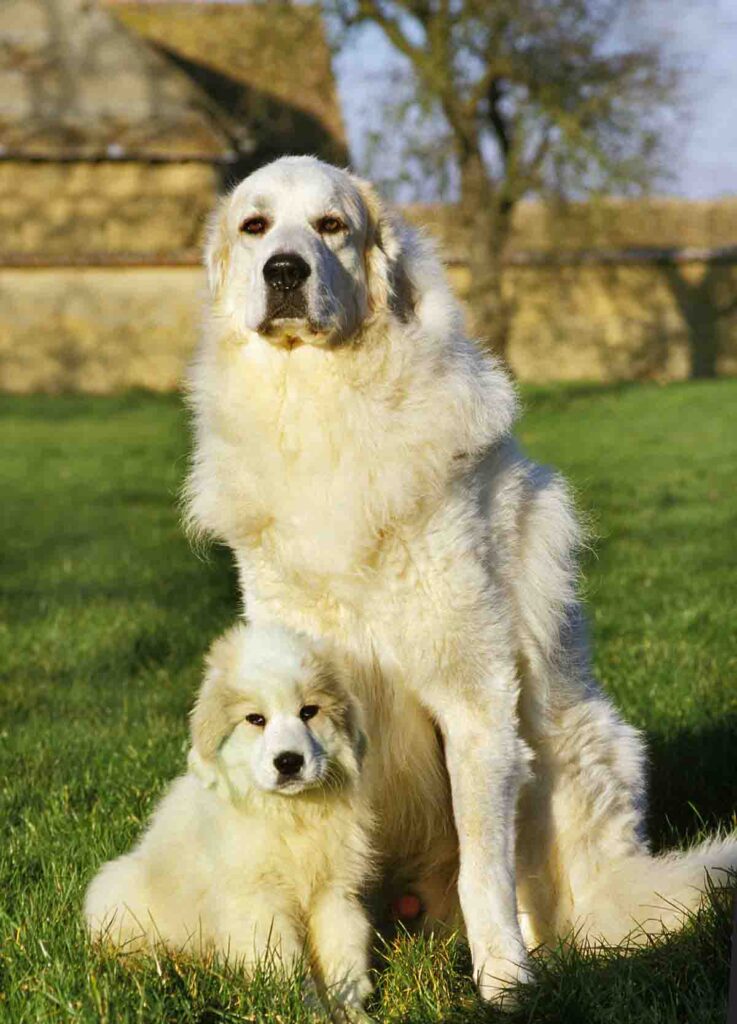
[332,0,737,200]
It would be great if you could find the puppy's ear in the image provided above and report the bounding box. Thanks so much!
[342,693,368,773]
[204,197,231,297]
[353,176,415,323]
[190,631,239,760]
[187,747,217,788]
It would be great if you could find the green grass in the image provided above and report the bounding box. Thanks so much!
[1,381,735,1023]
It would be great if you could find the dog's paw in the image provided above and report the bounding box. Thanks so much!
[301,979,331,1020]
[325,971,373,1021]
[328,989,374,1023]
[474,951,533,1007]
[330,1005,374,1024]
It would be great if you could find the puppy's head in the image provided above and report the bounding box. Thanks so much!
[189,621,365,799]
[205,155,413,348]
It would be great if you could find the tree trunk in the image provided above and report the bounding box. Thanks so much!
[458,154,515,363]
[661,264,721,380]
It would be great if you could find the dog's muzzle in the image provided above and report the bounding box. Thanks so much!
[263,252,310,322]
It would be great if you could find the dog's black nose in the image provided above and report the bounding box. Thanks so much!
[273,751,304,776]
[263,253,311,292]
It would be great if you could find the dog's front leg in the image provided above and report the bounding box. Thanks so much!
[428,676,532,1003]
[309,887,373,1020]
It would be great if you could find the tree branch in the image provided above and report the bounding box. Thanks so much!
[349,1,483,176]
[355,0,464,124]
[487,77,512,161]
[462,56,513,118]
[355,1,424,63]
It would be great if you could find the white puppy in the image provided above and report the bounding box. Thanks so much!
[85,622,374,1018]
[186,155,737,1001]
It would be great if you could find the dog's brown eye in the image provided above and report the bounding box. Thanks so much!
[299,705,319,722]
[245,713,266,727]
[316,216,345,235]
[240,216,268,236]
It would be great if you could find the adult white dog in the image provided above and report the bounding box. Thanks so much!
[186,155,736,1001]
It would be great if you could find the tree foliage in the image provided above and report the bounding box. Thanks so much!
[333,0,672,201]
[329,0,677,354]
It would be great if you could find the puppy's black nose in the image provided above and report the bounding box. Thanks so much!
[273,751,304,776]
[263,253,311,292]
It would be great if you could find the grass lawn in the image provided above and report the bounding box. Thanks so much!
[1,380,735,1023]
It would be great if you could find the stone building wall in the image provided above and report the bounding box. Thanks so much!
[0,162,217,257]
[3,250,735,393]
[0,0,356,393]
[0,266,203,392]
[495,260,737,382]
[0,0,232,157]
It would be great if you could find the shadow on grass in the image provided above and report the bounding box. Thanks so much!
[0,389,185,421]
[647,717,737,849]
[519,377,737,422]
[519,379,645,416]
[3,536,239,625]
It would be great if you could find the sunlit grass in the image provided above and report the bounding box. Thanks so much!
[1,381,735,1022]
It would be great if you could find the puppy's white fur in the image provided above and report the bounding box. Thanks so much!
[85,622,373,1016]
[186,156,737,999]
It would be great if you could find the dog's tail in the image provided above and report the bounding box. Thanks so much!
[567,835,737,946]
[521,699,737,949]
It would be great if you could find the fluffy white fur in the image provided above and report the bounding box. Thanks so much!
[185,155,737,1000]
[85,622,374,1019]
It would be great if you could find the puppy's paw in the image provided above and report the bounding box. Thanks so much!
[330,1006,374,1024]
[474,950,533,1007]
[325,969,373,1017]
[327,978,374,1023]
[301,979,331,1020]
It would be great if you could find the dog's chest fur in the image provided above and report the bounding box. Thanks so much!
[203,780,370,908]
[189,324,513,627]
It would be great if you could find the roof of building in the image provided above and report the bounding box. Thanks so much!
[0,0,345,164]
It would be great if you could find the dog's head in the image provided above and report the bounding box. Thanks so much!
[189,621,366,799]
[205,155,413,348]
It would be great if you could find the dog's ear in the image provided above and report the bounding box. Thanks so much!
[190,631,238,760]
[204,196,231,297]
[190,668,230,761]
[353,176,415,323]
[342,692,368,772]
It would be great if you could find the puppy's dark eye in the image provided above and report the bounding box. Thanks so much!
[299,705,319,722]
[245,713,266,727]
[240,216,268,236]
[316,216,345,235]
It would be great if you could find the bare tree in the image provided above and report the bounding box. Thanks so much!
[330,0,675,358]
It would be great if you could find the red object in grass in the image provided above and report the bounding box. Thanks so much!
[392,893,422,921]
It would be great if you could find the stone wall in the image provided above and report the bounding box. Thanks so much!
[3,257,735,394]
[490,260,737,381]
[408,197,737,255]
[0,266,202,392]
[0,162,216,257]
[1,196,736,392]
